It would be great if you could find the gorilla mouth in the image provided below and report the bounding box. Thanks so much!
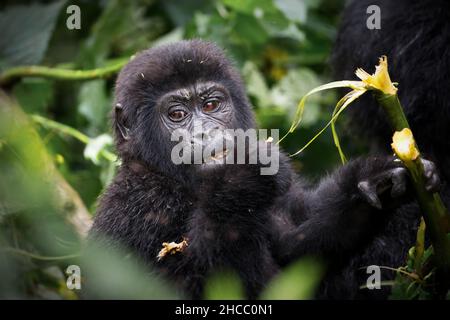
[203,148,229,164]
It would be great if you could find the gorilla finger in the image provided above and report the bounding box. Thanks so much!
[422,159,436,179]
[369,170,397,195]
[358,181,382,209]
[425,172,441,193]
[421,159,441,192]
[390,167,408,198]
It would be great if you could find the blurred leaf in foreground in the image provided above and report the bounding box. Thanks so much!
[261,258,323,299]
[204,270,245,300]
[81,240,180,299]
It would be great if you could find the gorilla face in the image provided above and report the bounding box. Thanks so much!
[158,81,234,132]
[113,40,255,179]
[157,81,236,167]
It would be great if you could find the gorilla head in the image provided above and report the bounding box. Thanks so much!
[113,40,255,179]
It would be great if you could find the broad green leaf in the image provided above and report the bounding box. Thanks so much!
[82,242,179,299]
[151,28,184,48]
[271,68,324,127]
[78,80,111,134]
[185,12,230,49]
[204,270,245,300]
[77,0,157,68]
[163,0,212,27]
[274,0,307,24]
[231,13,269,45]
[261,258,323,300]
[0,1,66,70]
[273,23,305,42]
[223,0,289,34]
[242,61,271,108]
[222,0,276,15]
[12,78,54,114]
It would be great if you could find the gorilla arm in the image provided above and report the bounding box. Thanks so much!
[271,157,439,267]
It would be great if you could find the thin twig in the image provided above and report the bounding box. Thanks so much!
[1,247,80,261]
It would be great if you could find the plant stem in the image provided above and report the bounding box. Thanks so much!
[376,94,410,130]
[0,59,128,86]
[375,92,450,286]
[31,114,117,162]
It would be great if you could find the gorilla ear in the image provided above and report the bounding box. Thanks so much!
[115,103,130,141]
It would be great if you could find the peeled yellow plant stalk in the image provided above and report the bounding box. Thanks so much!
[282,56,450,284]
[355,56,397,96]
[157,238,189,261]
[391,128,420,162]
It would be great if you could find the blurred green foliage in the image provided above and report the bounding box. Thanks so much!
[0,0,381,300]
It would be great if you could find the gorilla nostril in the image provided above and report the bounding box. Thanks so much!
[191,132,208,146]
[193,132,207,141]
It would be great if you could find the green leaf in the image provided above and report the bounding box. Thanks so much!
[99,161,117,187]
[84,134,113,165]
[274,0,307,24]
[151,28,184,48]
[31,115,117,163]
[261,258,323,299]
[0,1,66,70]
[270,68,323,127]
[12,78,54,114]
[231,13,269,45]
[82,242,179,299]
[223,0,289,34]
[163,0,213,27]
[77,0,159,68]
[186,12,230,50]
[413,218,426,271]
[242,61,271,108]
[204,270,245,300]
[256,107,288,130]
[273,23,305,42]
[78,80,111,133]
[222,0,274,14]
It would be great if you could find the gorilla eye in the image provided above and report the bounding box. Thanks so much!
[202,100,219,113]
[168,109,187,122]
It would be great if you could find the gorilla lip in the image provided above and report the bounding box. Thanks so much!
[204,148,229,163]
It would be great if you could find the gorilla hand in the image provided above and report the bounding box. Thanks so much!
[357,158,441,210]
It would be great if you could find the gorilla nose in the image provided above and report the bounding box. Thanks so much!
[191,132,208,145]
[191,127,221,145]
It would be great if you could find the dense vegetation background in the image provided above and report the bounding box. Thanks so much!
[0,0,430,299]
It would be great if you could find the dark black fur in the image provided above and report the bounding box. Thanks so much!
[332,0,450,180]
[331,0,450,298]
[91,40,434,299]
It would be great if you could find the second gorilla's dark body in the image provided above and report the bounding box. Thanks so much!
[91,40,438,299]
[332,0,450,175]
[331,0,450,298]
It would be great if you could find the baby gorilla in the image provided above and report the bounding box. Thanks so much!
[90,40,439,299]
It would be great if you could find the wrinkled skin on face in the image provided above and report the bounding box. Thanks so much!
[157,81,236,169]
